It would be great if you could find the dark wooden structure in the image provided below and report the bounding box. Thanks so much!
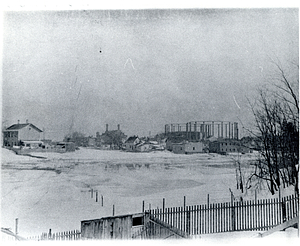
[81,212,188,240]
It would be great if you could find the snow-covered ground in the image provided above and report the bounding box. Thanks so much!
[1,148,297,240]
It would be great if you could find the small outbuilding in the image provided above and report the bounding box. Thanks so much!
[81,212,188,240]
[81,213,145,240]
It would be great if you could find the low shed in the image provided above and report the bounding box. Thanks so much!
[81,213,145,240]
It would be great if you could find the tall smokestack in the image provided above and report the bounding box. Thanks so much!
[234,122,239,140]
[117,124,120,131]
[18,120,20,125]
[26,119,28,124]
[106,124,108,132]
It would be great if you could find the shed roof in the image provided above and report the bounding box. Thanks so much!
[81,212,144,223]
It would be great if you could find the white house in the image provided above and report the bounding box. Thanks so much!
[123,136,140,151]
[3,120,43,147]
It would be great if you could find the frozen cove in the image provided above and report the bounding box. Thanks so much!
[1,148,295,238]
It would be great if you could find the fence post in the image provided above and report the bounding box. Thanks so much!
[231,193,235,231]
[48,229,52,240]
[113,204,115,216]
[282,196,286,223]
[278,186,281,201]
[186,206,191,235]
[15,218,18,236]
[163,198,165,221]
[207,194,210,207]
[184,196,186,208]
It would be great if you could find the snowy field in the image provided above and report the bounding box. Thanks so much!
[1,147,297,240]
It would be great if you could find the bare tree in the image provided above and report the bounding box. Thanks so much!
[247,62,299,195]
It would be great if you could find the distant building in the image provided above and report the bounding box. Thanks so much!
[21,140,44,149]
[240,136,261,151]
[209,139,250,154]
[151,139,165,151]
[136,142,152,152]
[172,141,208,154]
[87,137,96,147]
[55,142,76,152]
[165,134,186,151]
[96,124,127,149]
[165,121,239,141]
[2,120,43,147]
[123,136,140,151]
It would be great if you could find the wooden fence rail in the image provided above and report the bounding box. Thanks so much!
[148,194,298,235]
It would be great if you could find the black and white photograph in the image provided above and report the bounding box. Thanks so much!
[1,2,299,243]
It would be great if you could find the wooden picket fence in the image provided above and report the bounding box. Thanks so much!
[28,194,298,240]
[148,194,299,235]
[28,229,81,241]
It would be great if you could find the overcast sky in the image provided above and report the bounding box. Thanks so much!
[2,8,299,140]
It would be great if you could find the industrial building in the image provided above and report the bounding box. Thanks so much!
[165,121,239,141]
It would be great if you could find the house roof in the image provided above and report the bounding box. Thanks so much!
[5,123,43,132]
[125,136,139,143]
